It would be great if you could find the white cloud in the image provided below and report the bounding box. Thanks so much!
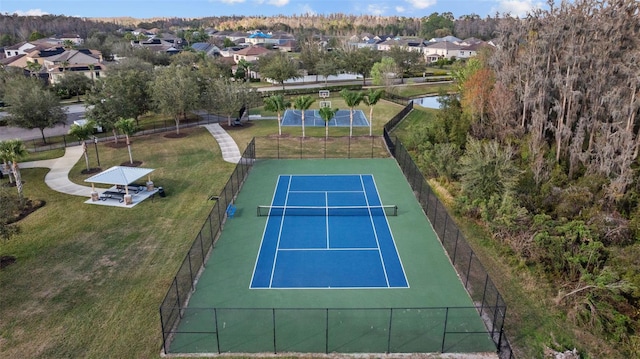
[217,0,246,4]
[12,8,49,16]
[396,6,406,13]
[367,4,387,16]
[251,0,288,6]
[493,0,544,17]
[405,0,437,10]
[300,4,316,15]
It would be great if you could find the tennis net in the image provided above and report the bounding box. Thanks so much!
[256,205,398,217]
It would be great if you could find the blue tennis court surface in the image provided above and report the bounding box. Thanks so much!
[251,174,408,289]
[281,109,369,127]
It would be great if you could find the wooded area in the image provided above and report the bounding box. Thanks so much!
[400,0,639,356]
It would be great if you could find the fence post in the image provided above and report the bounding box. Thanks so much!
[174,277,182,318]
[387,308,393,353]
[465,251,474,289]
[214,308,221,353]
[441,307,449,353]
[452,229,460,265]
[199,232,206,266]
[325,309,329,354]
[272,308,277,354]
[160,307,168,354]
[480,273,489,316]
[187,253,195,291]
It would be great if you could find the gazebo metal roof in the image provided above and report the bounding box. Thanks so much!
[84,166,154,186]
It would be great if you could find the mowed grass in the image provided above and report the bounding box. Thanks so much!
[0,127,236,358]
[232,98,405,149]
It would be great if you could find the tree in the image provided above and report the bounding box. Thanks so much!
[114,118,139,165]
[0,139,28,204]
[339,89,365,137]
[207,79,254,127]
[371,57,399,89]
[319,107,339,138]
[315,56,339,86]
[151,65,200,135]
[68,121,95,172]
[25,61,42,77]
[263,95,291,136]
[457,138,520,204]
[339,47,381,85]
[56,72,92,102]
[299,38,323,81]
[363,89,384,136]
[387,46,425,83]
[4,77,67,144]
[293,95,315,138]
[258,52,300,90]
[420,12,455,39]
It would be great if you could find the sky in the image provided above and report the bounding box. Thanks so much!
[0,0,548,19]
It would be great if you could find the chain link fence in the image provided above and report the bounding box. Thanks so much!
[158,102,514,358]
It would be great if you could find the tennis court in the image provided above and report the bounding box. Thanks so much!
[167,159,496,355]
[281,109,369,127]
[251,174,408,289]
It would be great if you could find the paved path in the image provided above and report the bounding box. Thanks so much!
[16,123,243,197]
[20,145,93,197]
[201,124,242,164]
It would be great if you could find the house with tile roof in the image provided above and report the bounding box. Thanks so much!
[233,45,271,63]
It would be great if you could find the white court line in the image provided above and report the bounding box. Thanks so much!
[268,176,292,288]
[360,175,390,287]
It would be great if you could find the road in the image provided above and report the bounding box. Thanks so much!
[0,104,88,141]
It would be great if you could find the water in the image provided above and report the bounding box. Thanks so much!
[411,96,441,109]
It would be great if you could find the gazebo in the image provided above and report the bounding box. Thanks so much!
[84,166,155,205]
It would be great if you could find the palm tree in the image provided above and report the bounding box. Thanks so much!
[115,118,139,165]
[339,89,365,137]
[319,107,339,139]
[25,61,41,77]
[293,95,315,138]
[0,141,14,185]
[69,121,95,172]
[263,95,291,136]
[0,139,27,204]
[363,89,384,137]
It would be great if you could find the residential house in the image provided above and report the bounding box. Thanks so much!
[429,35,462,43]
[40,49,103,84]
[233,45,271,63]
[191,42,220,57]
[277,40,297,52]
[423,41,462,61]
[131,38,180,54]
[227,31,248,44]
[3,41,37,58]
[246,31,271,45]
[54,33,83,45]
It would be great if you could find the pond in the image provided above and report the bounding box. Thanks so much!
[410,96,442,109]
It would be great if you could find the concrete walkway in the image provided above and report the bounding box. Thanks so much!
[16,123,243,197]
[201,124,242,164]
[20,145,93,197]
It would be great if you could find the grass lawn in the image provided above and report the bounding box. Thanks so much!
[0,127,236,358]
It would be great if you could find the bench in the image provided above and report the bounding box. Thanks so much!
[226,204,236,218]
[116,185,145,194]
[101,191,126,203]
